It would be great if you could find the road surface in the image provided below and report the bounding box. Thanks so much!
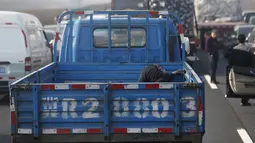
[0,50,254,143]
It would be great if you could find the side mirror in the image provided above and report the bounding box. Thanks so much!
[183,37,190,55]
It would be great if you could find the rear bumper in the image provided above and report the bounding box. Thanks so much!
[12,134,203,143]
[0,81,9,92]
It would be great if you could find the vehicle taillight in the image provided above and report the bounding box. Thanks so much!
[21,30,28,48]
[25,57,31,71]
[198,96,202,112]
[198,96,203,126]
[11,111,16,125]
[9,77,16,80]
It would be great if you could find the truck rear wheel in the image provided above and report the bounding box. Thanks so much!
[11,136,16,143]
[192,141,202,143]
[192,137,203,143]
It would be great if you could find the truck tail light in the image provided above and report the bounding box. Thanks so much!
[198,96,203,126]
[198,96,202,112]
[11,111,16,125]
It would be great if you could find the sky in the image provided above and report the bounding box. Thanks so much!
[0,0,254,11]
[0,0,111,10]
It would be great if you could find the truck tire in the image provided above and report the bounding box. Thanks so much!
[193,141,202,143]
[11,136,16,143]
[192,136,203,143]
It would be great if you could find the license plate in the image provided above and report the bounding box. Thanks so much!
[0,67,5,73]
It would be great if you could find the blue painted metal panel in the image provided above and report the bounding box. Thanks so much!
[103,85,110,138]
[15,87,107,135]
[32,85,39,137]
[56,11,182,64]
[11,10,205,142]
[14,83,202,133]
[76,25,163,63]
[57,63,183,71]
[55,64,185,83]
[174,85,180,136]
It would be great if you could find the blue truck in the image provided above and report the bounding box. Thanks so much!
[10,10,205,143]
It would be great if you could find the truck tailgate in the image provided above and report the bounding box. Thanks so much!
[11,82,204,142]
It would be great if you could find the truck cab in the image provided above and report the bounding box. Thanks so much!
[10,10,204,143]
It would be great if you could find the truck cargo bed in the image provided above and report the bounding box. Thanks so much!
[10,62,204,143]
[14,63,190,84]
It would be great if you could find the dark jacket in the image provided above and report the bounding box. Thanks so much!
[139,64,173,82]
[206,37,219,55]
[227,48,254,67]
[233,43,252,52]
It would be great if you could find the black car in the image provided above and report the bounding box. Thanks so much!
[247,27,255,43]
[243,11,255,23]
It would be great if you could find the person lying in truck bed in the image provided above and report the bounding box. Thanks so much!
[139,64,185,82]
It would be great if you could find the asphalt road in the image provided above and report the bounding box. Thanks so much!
[0,50,254,143]
[195,50,255,143]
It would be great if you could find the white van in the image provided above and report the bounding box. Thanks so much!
[0,11,52,93]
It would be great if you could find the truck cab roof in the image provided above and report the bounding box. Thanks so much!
[60,15,183,63]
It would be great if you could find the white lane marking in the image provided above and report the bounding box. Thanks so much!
[204,75,218,89]
[237,128,253,143]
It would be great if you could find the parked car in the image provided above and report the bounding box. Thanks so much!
[234,24,255,37]
[247,27,255,43]
[242,11,255,23]
[0,11,52,94]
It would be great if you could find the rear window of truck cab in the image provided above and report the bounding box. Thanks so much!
[93,28,146,48]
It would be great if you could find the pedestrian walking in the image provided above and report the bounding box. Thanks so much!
[206,30,220,84]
